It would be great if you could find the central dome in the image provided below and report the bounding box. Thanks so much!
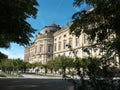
[40,24,61,34]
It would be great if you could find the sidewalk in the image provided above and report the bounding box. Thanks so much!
[22,73,63,79]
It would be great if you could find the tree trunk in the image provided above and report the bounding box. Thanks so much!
[62,67,66,78]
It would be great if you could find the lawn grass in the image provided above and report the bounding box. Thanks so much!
[0,71,23,77]
[0,72,6,77]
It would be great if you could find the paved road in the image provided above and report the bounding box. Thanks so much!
[0,74,74,90]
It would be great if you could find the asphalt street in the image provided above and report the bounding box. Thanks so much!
[0,74,74,90]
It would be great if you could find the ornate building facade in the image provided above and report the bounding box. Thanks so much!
[24,24,103,64]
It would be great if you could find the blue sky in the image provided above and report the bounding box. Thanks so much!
[0,0,87,59]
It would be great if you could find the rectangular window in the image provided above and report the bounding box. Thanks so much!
[39,55,41,58]
[58,42,61,51]
[63,40,66,49]
[40,47,42,52]
[59,36,61,40]
[54,43,56,51]
[54,38,57,41]
[48,45,52,52]
[35,46,37,53]
[69,38,72,47]
[84,34,88,44]
[40,40,43,43]
[48,39,53,42]
[76,37,79,46]
[48,45,50,52]
[40,45,43,52]
[47,55,51,58]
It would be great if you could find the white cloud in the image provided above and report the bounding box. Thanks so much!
[0,43,24,60]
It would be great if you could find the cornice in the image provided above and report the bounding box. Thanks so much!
[35,34,54,41]
[53,26,70,36]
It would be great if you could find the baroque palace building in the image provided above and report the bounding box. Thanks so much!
[24,23,101,64]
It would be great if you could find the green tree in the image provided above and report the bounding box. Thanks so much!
[74,58,90,76]
[22,62,32,72]
[10,59,24,72]
[31,62,42,73]
[0,52,8,59]
[70,57,104,90]
[70,0,120,60]
[0,0,38,48]
[0,59,34,75]
[0,59,12,73]
[70,1,120,89]
[47,59,58,73]
[52,55,74,77]
[41,64,48,75]
[71,0,120,77]
[47,56,74,76]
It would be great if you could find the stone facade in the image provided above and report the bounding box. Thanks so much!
[24,24,116,65]
[24,24,60,64]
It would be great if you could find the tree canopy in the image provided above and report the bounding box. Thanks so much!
[0,0,38,48]
[0,52,8,59]
[70,0,120,58]
[70,1,120,89]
